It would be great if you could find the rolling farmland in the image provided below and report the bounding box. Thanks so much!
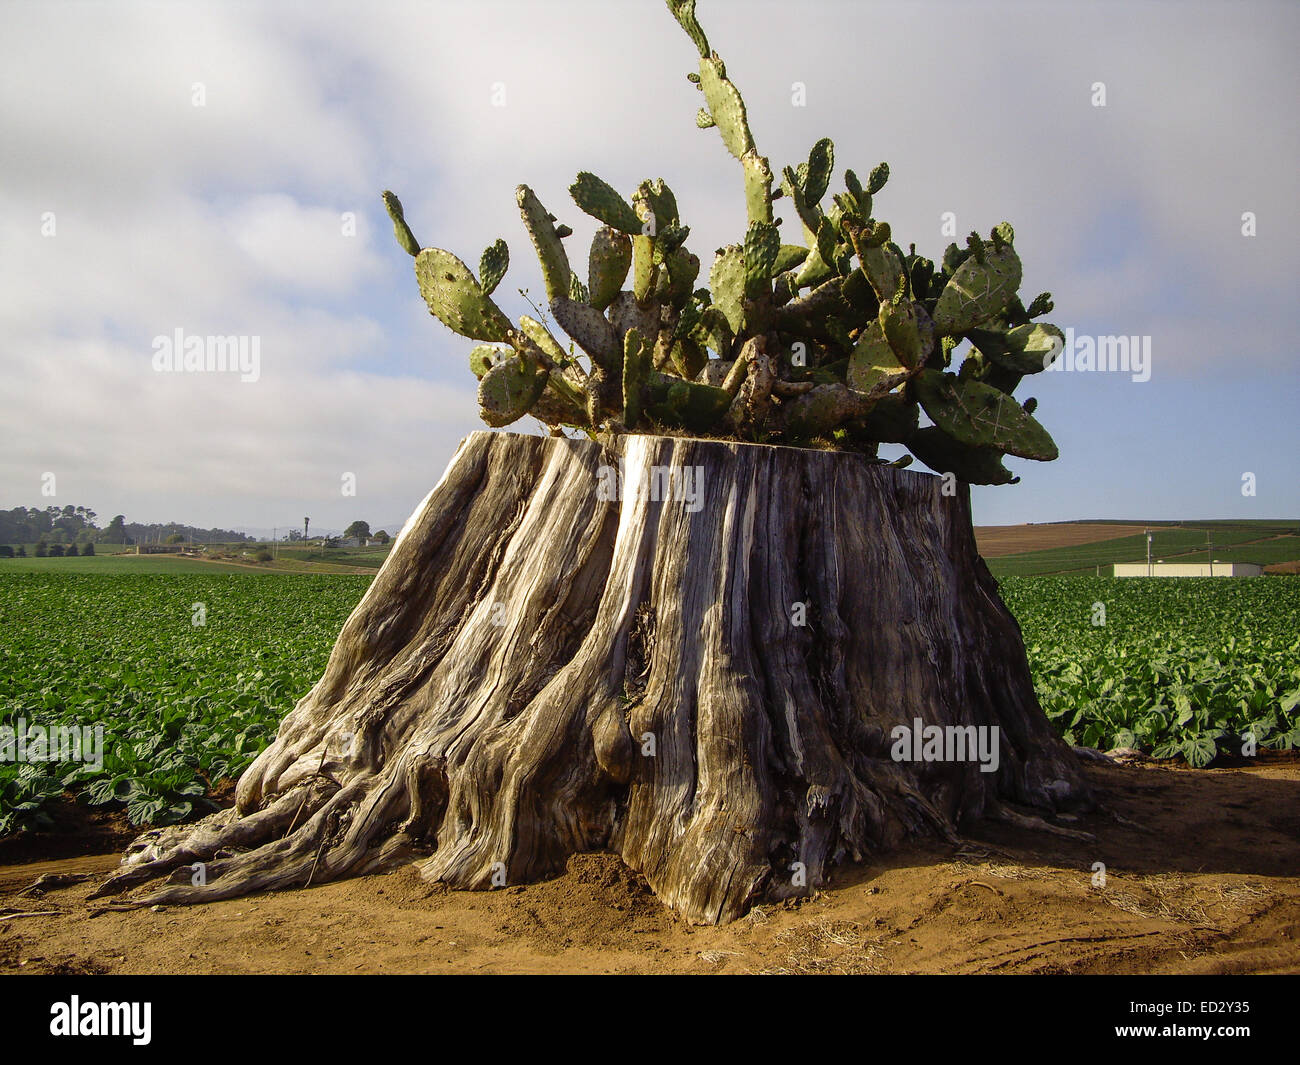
[978,520,1300,576]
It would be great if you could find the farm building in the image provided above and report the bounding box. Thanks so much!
[1113,562,1263,578]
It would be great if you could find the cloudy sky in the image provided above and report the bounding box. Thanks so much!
[2,0,1296,534]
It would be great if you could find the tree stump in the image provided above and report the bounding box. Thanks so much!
[96,431,1092,923]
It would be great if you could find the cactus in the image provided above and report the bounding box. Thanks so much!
[859,391,918,443]
[672,337,708,379]
[743,221,780,301]
[478,354,549,427]
[742,151,774,225]
[570,172,643,235]
[646,375,732,431]
[478,239,509,297]
[709,245,746,334]
[517,315,570,366]
[803,138,834,207]
[905,426,1019,485]
[698,56,754,160]
[588,226,633,311]
[382,0,1069,485]
[663,246,701,306]
[878,299,924,369]
[773,244,810,274]
[632,232,656,301]
[914,370,1058,461]
[867,162,889,194]
[637,178,681,231]
[848,320,907,393]
[415,248,513,342]
[469,344,507,379]
[967,322,1064,375]
[622,328,652,426]
[932,236,1022,336]
[1026,292,1055,318]
[691,305,733,357]
[550,295,620,368]
[606,291,660,347]
[516,185,571,302]
[665,0,709,58]
[382,191,420,257]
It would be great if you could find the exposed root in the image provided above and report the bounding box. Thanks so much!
[990,802,1096,843]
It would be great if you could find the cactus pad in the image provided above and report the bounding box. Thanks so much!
[570,172,644,235]
[415,248,513,342]
[477,354,549,427]
[914,370,1057,461]
[932,243,1022,336]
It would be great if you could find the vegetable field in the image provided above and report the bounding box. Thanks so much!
[1002,576,1300,765]
[0,574,369,834]
[0,571,1297,835]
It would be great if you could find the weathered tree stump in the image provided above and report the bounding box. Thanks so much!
[96,431,1091,923]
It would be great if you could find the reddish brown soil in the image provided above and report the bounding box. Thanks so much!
[1,758,1297,975]
[973,523,1141,558]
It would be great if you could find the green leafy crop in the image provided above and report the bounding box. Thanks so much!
[5,572,1293,835]
[1001,576,1300,766]
[0,574,369,831]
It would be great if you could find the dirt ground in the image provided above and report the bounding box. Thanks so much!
[973,523,1142,557]
[1,757,1297,975]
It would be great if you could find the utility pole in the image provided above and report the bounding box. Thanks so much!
[1207,530,1213,577]
[1146,529,1153,577]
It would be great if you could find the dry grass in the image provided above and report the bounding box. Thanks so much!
[760,918,884,975]
[951,844,1052,882]
[1094,874,1217,928]
[696,949,743,965]
[1215,881,1274,908]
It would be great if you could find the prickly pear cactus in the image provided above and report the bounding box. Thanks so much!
[477,355,548,427]
[381,0,1068,484]
[414,249,513,343]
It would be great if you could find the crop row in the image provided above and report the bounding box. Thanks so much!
[1000,576,1300,765]
[0,574,367,833]
[1,572,1296,835]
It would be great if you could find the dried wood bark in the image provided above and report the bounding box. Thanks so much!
[96,431,1091,923]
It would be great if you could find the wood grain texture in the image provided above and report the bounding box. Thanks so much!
[96,431,1092,923]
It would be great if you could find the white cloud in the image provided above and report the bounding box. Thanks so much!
[0,0,1296,528]
[228,195,384,294]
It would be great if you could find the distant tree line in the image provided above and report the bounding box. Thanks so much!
[0,506,252,548]
[0,542,94,558]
